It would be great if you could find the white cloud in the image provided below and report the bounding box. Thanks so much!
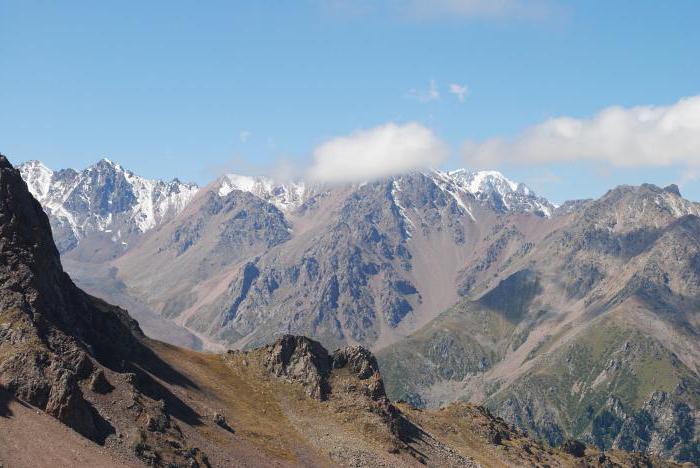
[239,130,252,143]
[307,122,448,183]
[449,83,469,102]
[407,79,440,103]
[462,95,700,168]
[398,0,556,21]
[318,0,557,21]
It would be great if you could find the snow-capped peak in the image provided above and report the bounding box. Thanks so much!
[432,168,553,217]
[18,159,200,252]
[218,173,310,211]
[449,169,519,195]
[19,160,54,201]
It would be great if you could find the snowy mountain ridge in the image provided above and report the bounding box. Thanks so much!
[18,158,199,251]
[19,158,554,252]
[217,173,311,212]
[215,168,553,216]
[444,168,553,216]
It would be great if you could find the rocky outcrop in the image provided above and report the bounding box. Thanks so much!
[258,335,404,445]
[262,335,392,403]
[263,335,332,400]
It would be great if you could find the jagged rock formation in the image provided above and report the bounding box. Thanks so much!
[261,336,390,406]
[253,335,403,441]
[263,335,333,400]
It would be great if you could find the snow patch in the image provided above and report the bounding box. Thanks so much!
[218,173,310,211]
[391,180,415,238]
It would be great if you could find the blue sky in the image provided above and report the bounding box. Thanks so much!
[1,1,699,203]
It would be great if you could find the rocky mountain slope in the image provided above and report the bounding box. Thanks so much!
[110,168,555,351]
[3,153,669,467]
[377,183,700,464]
[20,159,554,352]
[0,153,221,466]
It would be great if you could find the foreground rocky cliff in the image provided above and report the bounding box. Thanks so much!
[0,154,213,466]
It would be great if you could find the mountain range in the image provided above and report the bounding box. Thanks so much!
[13,156,700,465]
[18,158,555,351]
[1,152,673,467]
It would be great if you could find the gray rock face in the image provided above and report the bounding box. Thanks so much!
[612,391,699,461]
[263,335,332,400]
[183,172,482,349]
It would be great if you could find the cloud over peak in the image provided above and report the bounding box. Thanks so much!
[462,95,700,168]
[308,122,448,183]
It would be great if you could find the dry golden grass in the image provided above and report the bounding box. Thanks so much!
[149,341,326,464]
[138,340,682,468]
